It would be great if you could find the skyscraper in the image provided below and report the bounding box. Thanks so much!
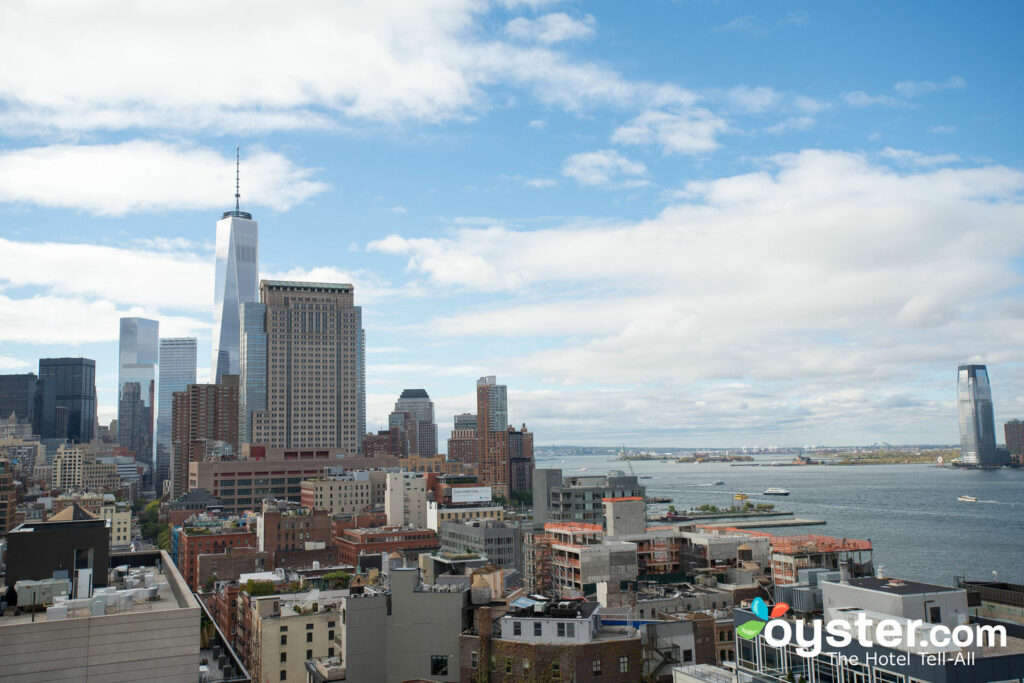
[247,281,365,453]
[38,358,97,443]
[119,317,158,467]
[0,373,37,424]
[211,155,259,383]
[392,389,437,456]
[447,413,477,464]
[156,337,197,493]
[170,376,239,499]
[957,363,996,466]
[238,302,267,445]
[477,376,511,497]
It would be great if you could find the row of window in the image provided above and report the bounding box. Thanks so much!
[469,652,629,676]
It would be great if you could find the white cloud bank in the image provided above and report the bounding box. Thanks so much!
[0,141,326,215]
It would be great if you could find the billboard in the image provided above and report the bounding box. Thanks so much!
[451,486,492,504]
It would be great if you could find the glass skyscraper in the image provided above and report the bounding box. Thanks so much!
[957,363,996,466]
[119,317,159,468]
[238,302,267,445]
[155,337,197,493]
[37,358,96,443]
[212,208,259,383]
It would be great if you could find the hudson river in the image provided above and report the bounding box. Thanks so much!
[534,454,1024,585]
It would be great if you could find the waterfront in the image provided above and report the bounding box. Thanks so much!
[535,454,1024,585]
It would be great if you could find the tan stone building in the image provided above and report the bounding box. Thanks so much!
[300,470,388,515]
[52,444,119,491]
[249,280,365,454]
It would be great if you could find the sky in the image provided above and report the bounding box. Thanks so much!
[1,0,1023,448]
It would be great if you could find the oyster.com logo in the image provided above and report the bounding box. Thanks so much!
[737,597,789,639]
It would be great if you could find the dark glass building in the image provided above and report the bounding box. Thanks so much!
[957,363,996,466]
[38,358,97,443]
[0,373,37,423]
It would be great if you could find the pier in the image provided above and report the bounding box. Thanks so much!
[702,518,827,529]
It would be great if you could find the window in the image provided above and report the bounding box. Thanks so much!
[280,625,288,632]
[534,622,542,636]
[928,605,941,624]
[306,632,313,642]
[328,647,334,657]
[566,623,575,638]
[505,657,513,674]
[306,649,312,660]
[280,635,287,645]
[551,663,561,680]
[513,621,521,636]
[327,621,336,628]
[306,623,314,630]
[328,630,334,641]
[592,659,602,675]
[470,652,478,669]
[280,653,287,662]
[523,660,530,674]
[619,656,629,673]
[557,622,565,637]
[683,649,693,662]
[280,672,287,681]
[430,655,448,676]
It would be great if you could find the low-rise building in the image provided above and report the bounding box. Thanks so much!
[439,519,522,571]
[533,468,645,526]
[385,471,427,528]
[173,521,257,591]
[334,526,438,566]
[300,470,387,515]
[427,500,506,531]
[460,597,643,682]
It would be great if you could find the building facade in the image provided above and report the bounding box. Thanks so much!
[248,281,365,454]
[118,318,158,467]
[957,363,997,466]
[38,358,97,443]
[156,337,197,494]
[238,301,267,444]
[300,470,387,515]
[393,389,437,456]
[212,206,259,383]
[170,377,240,499]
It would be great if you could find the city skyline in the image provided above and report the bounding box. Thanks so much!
[2,2,1023,447]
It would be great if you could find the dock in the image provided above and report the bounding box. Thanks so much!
[703,518,827,529]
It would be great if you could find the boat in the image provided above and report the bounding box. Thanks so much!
[640,476,653,479]
[733,493,748,501]
[763,488,791,496]
[957,495,978,502]
[712,480,725,485]
[646,496,673,504]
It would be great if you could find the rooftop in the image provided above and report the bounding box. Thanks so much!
[833,577,962,595]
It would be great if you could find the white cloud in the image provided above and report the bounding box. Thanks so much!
[368,150,1024,444]
[880,148,962,167]
[528,119,547,129]
[505,12,596,44]
[524,177,558,188]
[612,108,728,154]
[712,15,764,34]
[893,76,966,98]
[930,125,957,135]
[842,90,901,107]
[561,149,648,187]
[724,86,782,114]
[391,205,408,214]
[0,141,326,215]
[763,116,815,135]
[0,354,31,371]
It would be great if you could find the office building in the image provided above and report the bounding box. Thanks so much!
[957,363,997,466]
[52,444,120,491]
[0,373,37,425]
[447,413,477,464]
[169,377,240,499]
[508,424,534,493]
[0,458,14,536]
[439,519,521,570]
[118,318,158,466]
[211,184,259,383]
[300,470,388,515]
[248,281,365,453]
[238,302,267,444]
[38,358,97,443]
[385,472,428,528]
[393,389,437,456]
[532,469,645,526]
[477,376,510,497]
[156,337,197,494]
[1005,419,1024,462]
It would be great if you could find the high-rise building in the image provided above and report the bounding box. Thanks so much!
[156,338,197,494]
[957,363,996,467]
[447,413,477,464]
[477,376,511,497]
[507,424,535,493]
[0,373,37,425]
[238,302,267,445]
[211,168,259,383]
[38,357,97,443]
[1004,419,1024,459]
[248,281,365,453]
[119,318,158,468]
[170,377,240,499]
[392,389,437,456]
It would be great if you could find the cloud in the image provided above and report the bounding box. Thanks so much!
[893,76,966,98]
[368,151,1024,443]
[0,354,31,371]
[561,149,648,187]
[880,148,962,167]
[842,90,901,107]
[505,12,595,44]
[930,125,957,135]
[763,116,815,135]
[391,205,408,214]
[528,119,547,129]
[724,86,782,114]
[0,141,326,215]
[524,177,558,188]
[712,15,764,34]
[612,108,728,154]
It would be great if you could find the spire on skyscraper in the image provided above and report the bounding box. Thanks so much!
[235,144,241,212]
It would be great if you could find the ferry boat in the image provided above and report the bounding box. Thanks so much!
[957,495,978,502]
[713,480,725,485]
[763,488,791,496]
[733,493,749,501]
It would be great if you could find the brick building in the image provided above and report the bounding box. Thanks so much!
[169,376,239,499]
[334,526,438,566]
[173,523,257,591]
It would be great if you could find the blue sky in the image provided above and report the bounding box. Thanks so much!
[2,0,1023,447]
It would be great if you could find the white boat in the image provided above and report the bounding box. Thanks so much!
[763,488,790,496]
[957,495,978,502]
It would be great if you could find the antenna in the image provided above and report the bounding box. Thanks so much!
[235,145,241,212]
